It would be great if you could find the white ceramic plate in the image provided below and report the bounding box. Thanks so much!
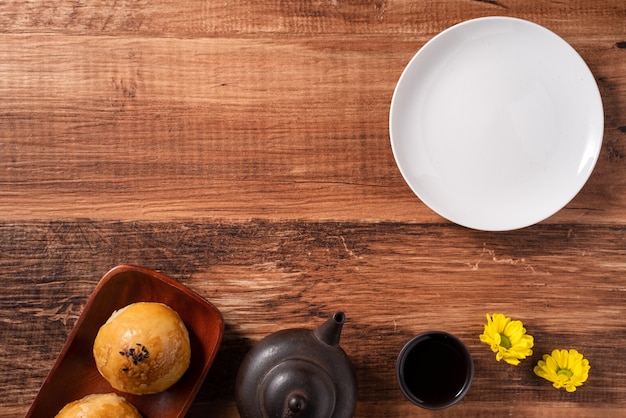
[390,17,603,231]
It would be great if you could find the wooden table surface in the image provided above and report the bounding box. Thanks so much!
[1,1,625,417]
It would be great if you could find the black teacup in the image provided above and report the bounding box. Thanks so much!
[396,331,474,409]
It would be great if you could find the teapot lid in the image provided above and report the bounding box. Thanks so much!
[235,312,357,418]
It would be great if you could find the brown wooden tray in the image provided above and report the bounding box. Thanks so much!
[27,264,225,418]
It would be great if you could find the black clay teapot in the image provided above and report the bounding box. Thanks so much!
[235,312,357,418]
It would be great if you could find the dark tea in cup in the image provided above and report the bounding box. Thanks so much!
[396,331,473,409]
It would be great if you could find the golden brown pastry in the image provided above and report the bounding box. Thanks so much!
[93,302,191,395]
[55,393,141,418]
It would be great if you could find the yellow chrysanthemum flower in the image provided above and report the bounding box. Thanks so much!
[479,313,534,365]
[534,349,590,392]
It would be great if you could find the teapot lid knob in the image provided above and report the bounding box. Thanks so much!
[261,359,335,418]
[286,393,308,416]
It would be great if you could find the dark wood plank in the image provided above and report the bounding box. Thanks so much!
[1,221,625,416]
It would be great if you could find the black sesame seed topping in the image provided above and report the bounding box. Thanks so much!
[119,343,150,371]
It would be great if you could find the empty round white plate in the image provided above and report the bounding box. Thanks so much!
[389,17,603,231]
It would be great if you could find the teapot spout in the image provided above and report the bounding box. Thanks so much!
[313,312,345,347]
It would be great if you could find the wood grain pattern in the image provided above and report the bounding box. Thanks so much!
[0,0,625,416]
[0,1,624,224]
[2,221,626,416]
